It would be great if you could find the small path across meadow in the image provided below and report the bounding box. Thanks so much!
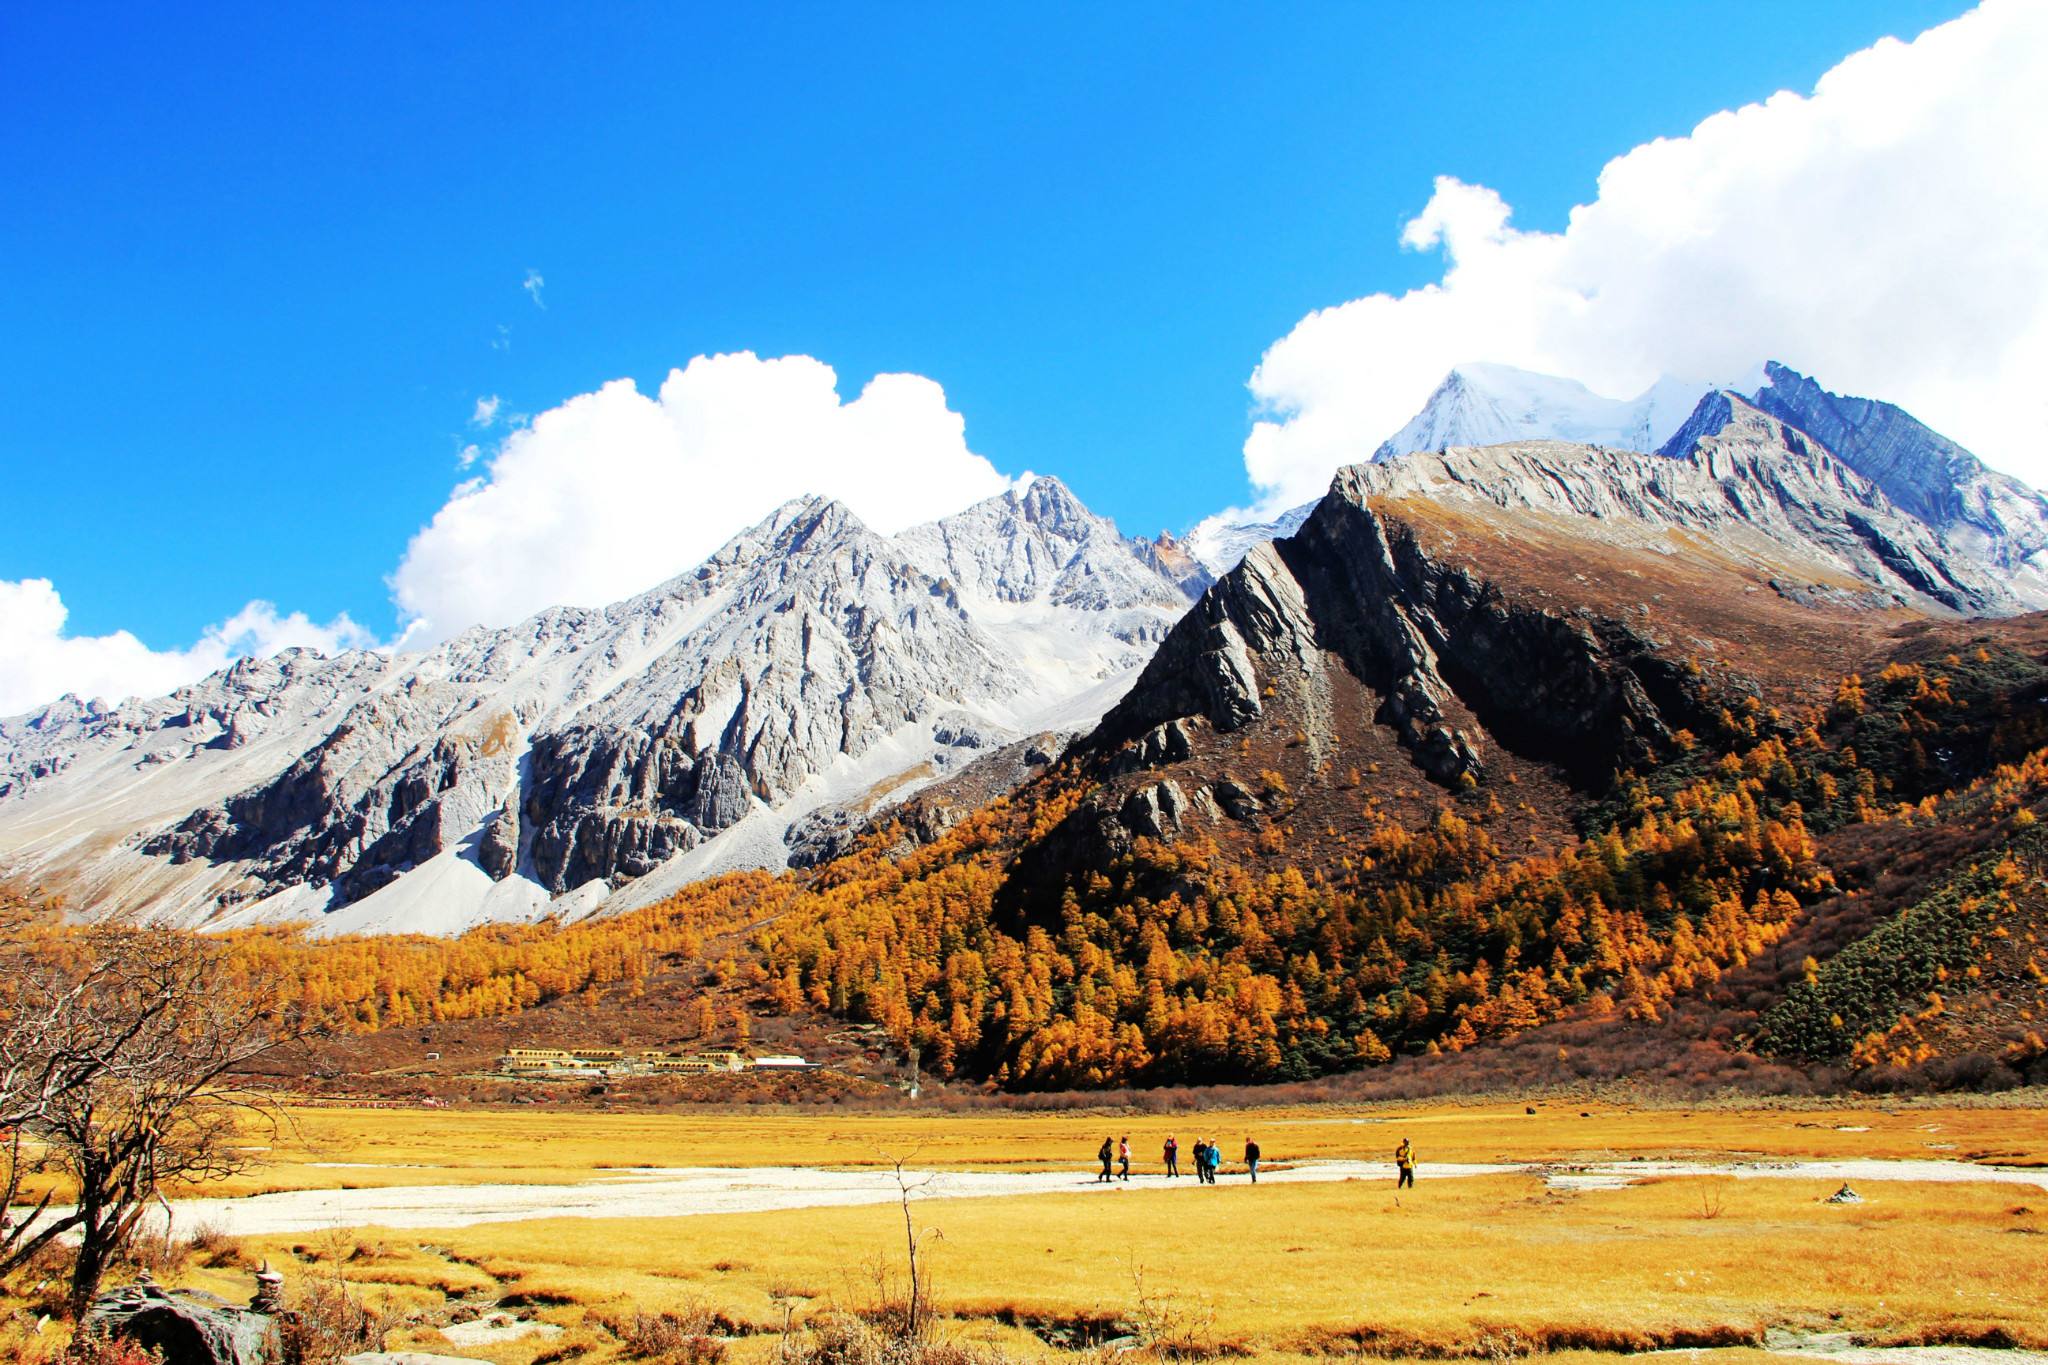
[108,1156,2048,1238]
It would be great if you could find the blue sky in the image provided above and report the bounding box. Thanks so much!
[0,1,2006,684]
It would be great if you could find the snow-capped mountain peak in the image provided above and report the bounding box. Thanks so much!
[1661,362,2048,599]
[0,479,1192,936]
[1372,362,1712,462]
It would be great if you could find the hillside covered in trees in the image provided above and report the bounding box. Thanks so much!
[17,461,2048,1098]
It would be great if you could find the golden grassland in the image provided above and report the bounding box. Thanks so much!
[183,1095,2048,1198]
[179,1172,2046,1364]
[10,1100,2047,1364]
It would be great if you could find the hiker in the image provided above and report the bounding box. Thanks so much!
[1196,1137,1214,1184]
[1118,1135,1131,1181]
[1163,1135,1180,1178]
[1244,1136,1261,1183]
[1395,1136,1415,1189]
[1098,1136,1115,1183]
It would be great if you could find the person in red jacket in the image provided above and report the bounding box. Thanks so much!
[1163,1135,1180,1178]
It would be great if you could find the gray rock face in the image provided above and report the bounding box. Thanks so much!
[1129,530,1215,597]
[84,1281,273,1365]
[1749,362,2042,540]
[1,480,1189,932]
[1109,719,1195,774]
[1093,418,2022,792]
[1660,390,2047,612]
[1119,779,1187,840]
[786,726,1072,868]
[1740,362,2048,596]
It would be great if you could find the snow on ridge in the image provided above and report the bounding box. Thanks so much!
[1371,362,1714,463]
[0,478,1192,936]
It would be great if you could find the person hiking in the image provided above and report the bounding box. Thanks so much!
[1118,1135,1131,1181]
[1163,1135,1180,1178]
[1244,1136,1261,1183]
[1196,1138,1214,1184]
[1394,1136,1415,1189]
[1098,1136,1115,1183]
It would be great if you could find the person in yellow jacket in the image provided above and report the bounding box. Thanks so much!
[1394,1137,1415,1189]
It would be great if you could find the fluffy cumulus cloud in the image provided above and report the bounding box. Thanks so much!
[1235,0,2048,519]
[0,579,373,717]
[0,351,1014,713]
[389,351,1020,642]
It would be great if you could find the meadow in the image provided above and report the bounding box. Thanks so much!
[191,1096,2048,1195]
[15,1097,2039,1365]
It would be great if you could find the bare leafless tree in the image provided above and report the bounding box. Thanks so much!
[0,912,301,1315]
[0,900,128,1270]
[874,1147,941,1344]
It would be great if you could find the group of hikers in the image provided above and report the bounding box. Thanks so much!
[1095,1134,1417,1188]
[1097,1134,1256,1183]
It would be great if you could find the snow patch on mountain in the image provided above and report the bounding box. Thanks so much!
[0,478,1190,935]
[1372,363,1716,462]
[1184,502,1316,576]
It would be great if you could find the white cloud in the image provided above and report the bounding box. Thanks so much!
[469,394,501,427]
[1235,0,2048,519]
[389,351,1020,642]
[0,579,375,718]
[522,269,545,310]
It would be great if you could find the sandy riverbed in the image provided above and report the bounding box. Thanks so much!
[50,1156,2032,1238]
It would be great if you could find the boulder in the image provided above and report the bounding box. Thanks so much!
[1119,780,1187,840]
[83,1281,274,1365]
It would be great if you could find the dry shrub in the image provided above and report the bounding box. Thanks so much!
[110,1227,183,1282]
[0,1315,66,1365]
[774,1307,1044,1365]
[181,1219,241,1270]
[781,1310,930,1365]
[609,1305,730,1365]
[1129,1261,1219,1360]
[59,1329,165,1365]
[275,1264,395,1365]
[4,1238,72,1322]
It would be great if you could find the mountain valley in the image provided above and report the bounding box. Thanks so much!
[7,362,2048,1097]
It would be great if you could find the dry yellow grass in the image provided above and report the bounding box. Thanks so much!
[193,1096,2048,1197]
[15,1099,2044,1363]
[194,1171,2044,1364]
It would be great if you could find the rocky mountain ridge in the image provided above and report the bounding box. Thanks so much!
[1094,413,2021,808]
[0,478,1192,933]
[6,362,2044,939]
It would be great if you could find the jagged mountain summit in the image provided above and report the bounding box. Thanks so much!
[1742,361,2048,590]
[1034,422,2048,902]
[1371,362,1723,464]
[1187,361,1735,576]
[0,477,1193,934]
[1660,370,2048,610]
